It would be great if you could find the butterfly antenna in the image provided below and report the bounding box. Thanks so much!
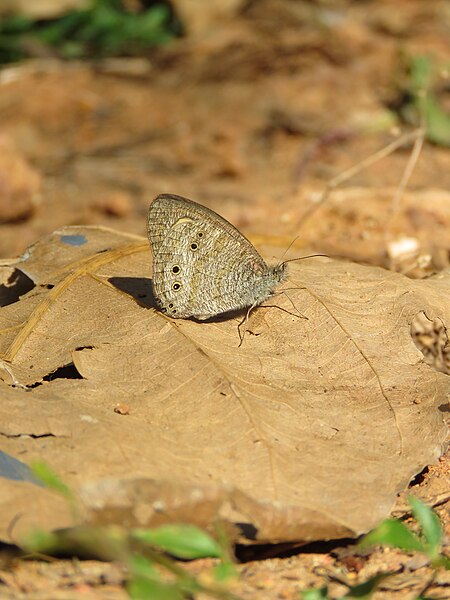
[281,253,329,267]
[279,234,303,262]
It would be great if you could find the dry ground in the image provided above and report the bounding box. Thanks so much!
[0,1,448,598]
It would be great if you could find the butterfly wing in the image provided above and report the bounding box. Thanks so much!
[147,194,274,319]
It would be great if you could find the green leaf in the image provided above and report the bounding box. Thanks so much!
[345,572,393,598]
[30,461,73,499]
[426,553,450,570]
[1,0,176,64]
[127,578,184,600]
[20,529,61,554]
[22,526,128,561]
[128,553,160,580]
[131,525,223,559]
[422,95,450,147]
[408,496,443,557]
[211,561,237,582]
[0,15,34,34]
[409,55,450,147]
[410,55,433,92]
[30,461,79,520]
[302,588,329,600]
[360,519,424,553]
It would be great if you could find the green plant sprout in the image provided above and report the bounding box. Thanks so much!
[360,495,450,569]
[406,55,450,147]
[302,495,449,599]
[0,0,178,63]
[25,465,450,600]
[302,572,393,600]
[31,460,79,519]
[26,461,239,600]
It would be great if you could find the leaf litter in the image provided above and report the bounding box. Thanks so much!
[0,225,448,544]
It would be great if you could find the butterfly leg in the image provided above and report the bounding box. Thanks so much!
[237,294,308,347]
[273,289,309,320]
[237,303,258,347]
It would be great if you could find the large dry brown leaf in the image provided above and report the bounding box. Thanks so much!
[0,226,448,544]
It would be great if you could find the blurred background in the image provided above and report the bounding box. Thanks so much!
[0,0,449,272]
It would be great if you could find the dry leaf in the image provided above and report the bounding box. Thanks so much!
[0,226,448,543]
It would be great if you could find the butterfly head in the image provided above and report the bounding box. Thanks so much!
[273,261,288,283]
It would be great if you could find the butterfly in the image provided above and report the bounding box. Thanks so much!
[147,194,287,321]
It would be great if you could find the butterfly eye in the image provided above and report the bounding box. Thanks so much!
[197,232,204,238]
[190,242,198,251]
[172,265,180,274]
[172,282,181,291]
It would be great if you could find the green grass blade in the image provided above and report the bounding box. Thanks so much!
[30,461,79,520]
[128,553,160,580]
[410,55,450,146]
[31,461,72,498]
[131,524,223,559]
[302,587,329,599]
[128,578,184,600]
[345,572,393,598]
[408,496,443,557]
[211,561,237,582]
[360,519,424,552]
[20,529,61,554]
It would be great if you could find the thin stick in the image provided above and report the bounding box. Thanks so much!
[384,126,426,239]
[298,129,424,230]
